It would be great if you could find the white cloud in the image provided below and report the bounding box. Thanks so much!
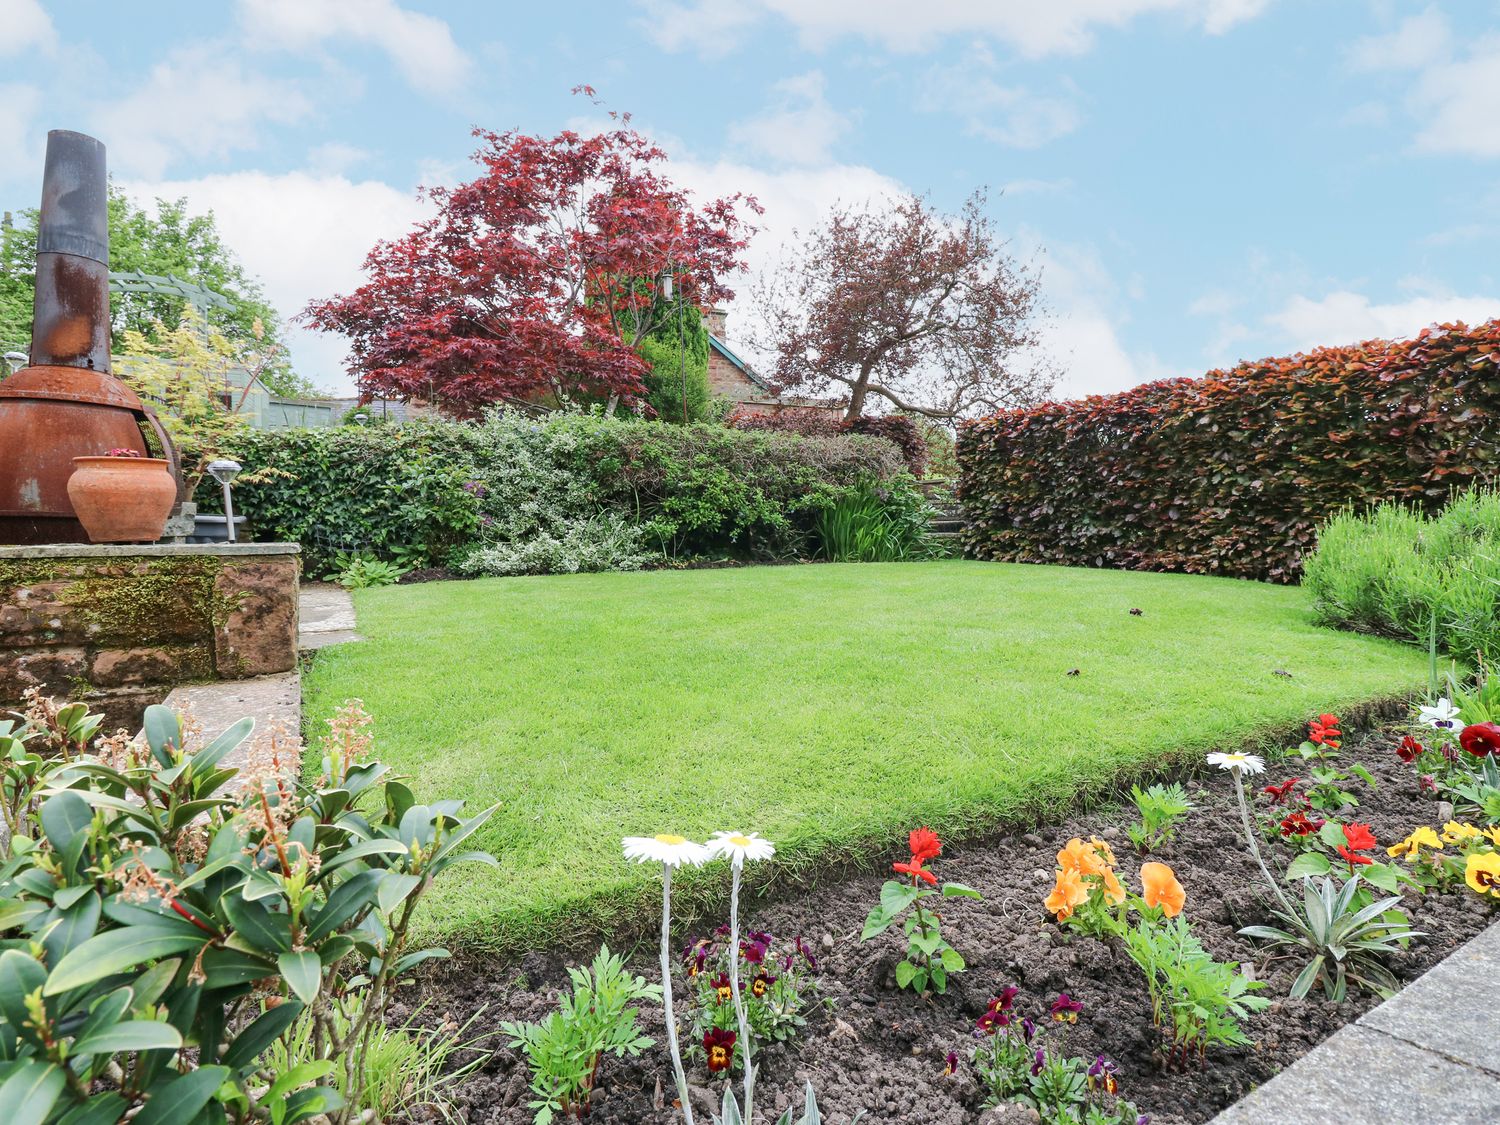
[96,46,313,178]
[1018,233,1168,399]
[1346,8,1450,72]
[237,0,473,96]
[922,46,1081,148]
[642,0,1272,57]
[726,71,851,166]
[1348,11,1500,158]
[0,83,41,187]
[1265,289,1500,351]
[667,157,905,348]
[117,172,430,392]
[307,142,372,175]
[0,0,55,57]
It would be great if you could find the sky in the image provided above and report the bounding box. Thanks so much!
[2,0,1497,401]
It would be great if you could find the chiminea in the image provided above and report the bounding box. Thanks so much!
[0,130,181,545]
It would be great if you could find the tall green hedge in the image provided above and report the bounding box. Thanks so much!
[217,413,912,571]
[958,320,1500,582]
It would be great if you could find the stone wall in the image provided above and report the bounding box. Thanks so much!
[0,543,299,729]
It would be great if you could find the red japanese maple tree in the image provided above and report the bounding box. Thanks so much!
[753,190,1051,421]
[304,109,758,417]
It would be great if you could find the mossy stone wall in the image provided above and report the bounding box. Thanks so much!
[0,546,298,729]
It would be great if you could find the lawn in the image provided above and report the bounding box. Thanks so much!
[301,561,1430,952]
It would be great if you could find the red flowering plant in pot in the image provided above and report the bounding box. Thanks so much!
[67,444,178,543]
[861,827,981,993]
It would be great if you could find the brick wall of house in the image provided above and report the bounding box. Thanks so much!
[0,544,300,729]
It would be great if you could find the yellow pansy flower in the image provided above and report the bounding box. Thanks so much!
[1464,852,1500,899]
[1442,821,1483,845]
[1387,826,1442,862]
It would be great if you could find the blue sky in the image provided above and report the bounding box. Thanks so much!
[2,0,1497,400]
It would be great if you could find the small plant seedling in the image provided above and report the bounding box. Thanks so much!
[1127,782,1193,853]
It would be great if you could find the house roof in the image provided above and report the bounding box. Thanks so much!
[709,334,773,391]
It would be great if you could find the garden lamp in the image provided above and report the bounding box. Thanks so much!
[207,459,242,543]
[2,351,26,375]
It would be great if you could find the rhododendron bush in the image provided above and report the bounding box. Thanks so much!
[957,320,1500,582]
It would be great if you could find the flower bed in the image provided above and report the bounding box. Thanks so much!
[398,711,1497,1124]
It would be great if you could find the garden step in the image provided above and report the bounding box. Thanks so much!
[299,582,362,652]
[1210,919,1500,1124]
[159,671,302,782]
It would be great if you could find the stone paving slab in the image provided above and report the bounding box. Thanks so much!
[1358,921,1500,1075]
[1211,921,1500,1125]
[1213,1023,1500,1125]
[161,671,301,775]
[298,582,360,650]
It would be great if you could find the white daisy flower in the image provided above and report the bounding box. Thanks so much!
[1417,698,1460,729]
[622,834,710,867]
[1206,751,1266,776]
[706,831,776,866]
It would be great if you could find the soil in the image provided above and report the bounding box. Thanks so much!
[392,717,1497,1125]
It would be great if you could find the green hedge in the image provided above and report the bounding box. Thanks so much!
[958,320,1500,582]
[217,414,914,572]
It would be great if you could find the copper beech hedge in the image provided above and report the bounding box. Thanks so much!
[957,320,1500,582]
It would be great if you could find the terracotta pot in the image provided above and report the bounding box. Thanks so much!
[67,456,177,543]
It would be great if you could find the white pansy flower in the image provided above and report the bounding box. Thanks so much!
[706,831,776,867]
[1206,751,1266,776]
[622,834,710,867]
[1417,698,1460,729]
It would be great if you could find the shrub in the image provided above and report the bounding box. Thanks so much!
[958,320,1500,582]
[0,697,494,1125]
[727,408,929,476]
[226,413,913,571]
[1304,486,1500,665]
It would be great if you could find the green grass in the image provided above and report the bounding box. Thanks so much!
[302,561,1429,953]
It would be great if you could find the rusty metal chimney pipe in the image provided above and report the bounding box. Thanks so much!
[0,129,183,545]
[31,130,112,372]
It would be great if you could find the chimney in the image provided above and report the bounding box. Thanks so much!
[703,307,727,339]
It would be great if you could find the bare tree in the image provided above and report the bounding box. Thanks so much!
[753,190,1052,421]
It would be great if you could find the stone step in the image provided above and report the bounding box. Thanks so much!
[160,671,301,780]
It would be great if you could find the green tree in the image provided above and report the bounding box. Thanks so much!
[0,185,315,396]
[637,302,711,423]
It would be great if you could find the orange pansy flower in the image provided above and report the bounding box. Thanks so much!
[1045,867,1088,921]
[1140,861,1186,917]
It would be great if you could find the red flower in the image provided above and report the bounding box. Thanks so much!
[893,857,938,886]
[1336,845,1374,867]
[704,1028,736,1073]
[1459,722,1500,758]
[908,827,942,862]
[1342,823,1377,852]
[1419,774,1438,793]
[1050,993,1084,1023]
[1309,714,1342,748]
[1280,810,1324,837]
[710,973,732,1005]
[1262,778,1301,805]
[1396,735,1425,764]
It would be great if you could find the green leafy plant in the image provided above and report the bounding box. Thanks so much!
[1304,485,1500,662]
[1126,782,1192,852]
[266,994,492,1122]
[1122,915,1267,1068]
[711,1080,865,1125]
[326,551,410,589]
[861,827,981,994]
[1239,874,1421,1001]
[501,945,660,1124]
[0,696,496,1124]
[814,482,935,562]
